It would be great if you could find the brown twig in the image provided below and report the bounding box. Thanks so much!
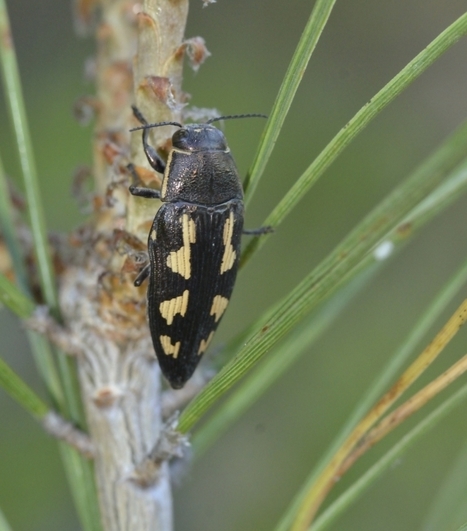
[42,411,95,459]
[60,1,196,529]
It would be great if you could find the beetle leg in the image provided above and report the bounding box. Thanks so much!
[132,105,166,174]
[131,105,148,126]
[129,185,161,200]
[134,264,150,287]
[142,129,166,174]
[127,162,141,184]
[242,225,274,235]
[127,163,163,193]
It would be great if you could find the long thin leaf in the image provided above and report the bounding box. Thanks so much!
[0,4,100,530]
[334,348,467,490]
[59,445,101,531]
[421,437,467,531]
[244,0,337,203]
[0,0,85,422]
[0,272,34,318]
[0,294,98,531]
[0,509,12,531]
[403,156,467,230]
[0,0,57,311]
[288,290,467,530]
[178,117,467,434]
[0,355,49,419]
[310,383,467,531]
[192,268,376,458]
[193,156,467,454]
[0,336,81,531]
[0,163,67,405]
[241,12,467,266]
[0,153,64,403]
[0,156,28,290]
[25,331,65,408]
[274,253,467,531]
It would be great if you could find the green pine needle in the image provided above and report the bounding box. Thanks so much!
[310,383,467,531]
[242,12,467,266]
[0,0,58,312]
[0,272,34,318]
[178,115,467,434]
[244,0,337,203]
[0,355,49,419]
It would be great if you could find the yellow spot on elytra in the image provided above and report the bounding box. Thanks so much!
[220,211,236,274]
[160,335,180,358]
[159,290,189,325]
[198,331,215,356]
[210,295,229,323]
[166,215,196,279]
[150,229,157,241]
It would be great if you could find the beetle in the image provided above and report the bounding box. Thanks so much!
[129,106,269,389]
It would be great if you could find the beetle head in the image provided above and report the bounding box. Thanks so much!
[130,113,267,151]
[172,124,228,152]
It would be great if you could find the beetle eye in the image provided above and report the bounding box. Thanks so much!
[173,129,188,147]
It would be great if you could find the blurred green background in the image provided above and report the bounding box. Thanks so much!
[1,1,467,530]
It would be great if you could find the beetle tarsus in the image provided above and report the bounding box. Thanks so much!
[129,185,161,200]
[242,225,274,235]
[134,264,150,287]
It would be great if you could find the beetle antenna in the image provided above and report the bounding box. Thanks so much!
[130,121,183,133]
[206,113,268,125]
[130,104,183,132]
